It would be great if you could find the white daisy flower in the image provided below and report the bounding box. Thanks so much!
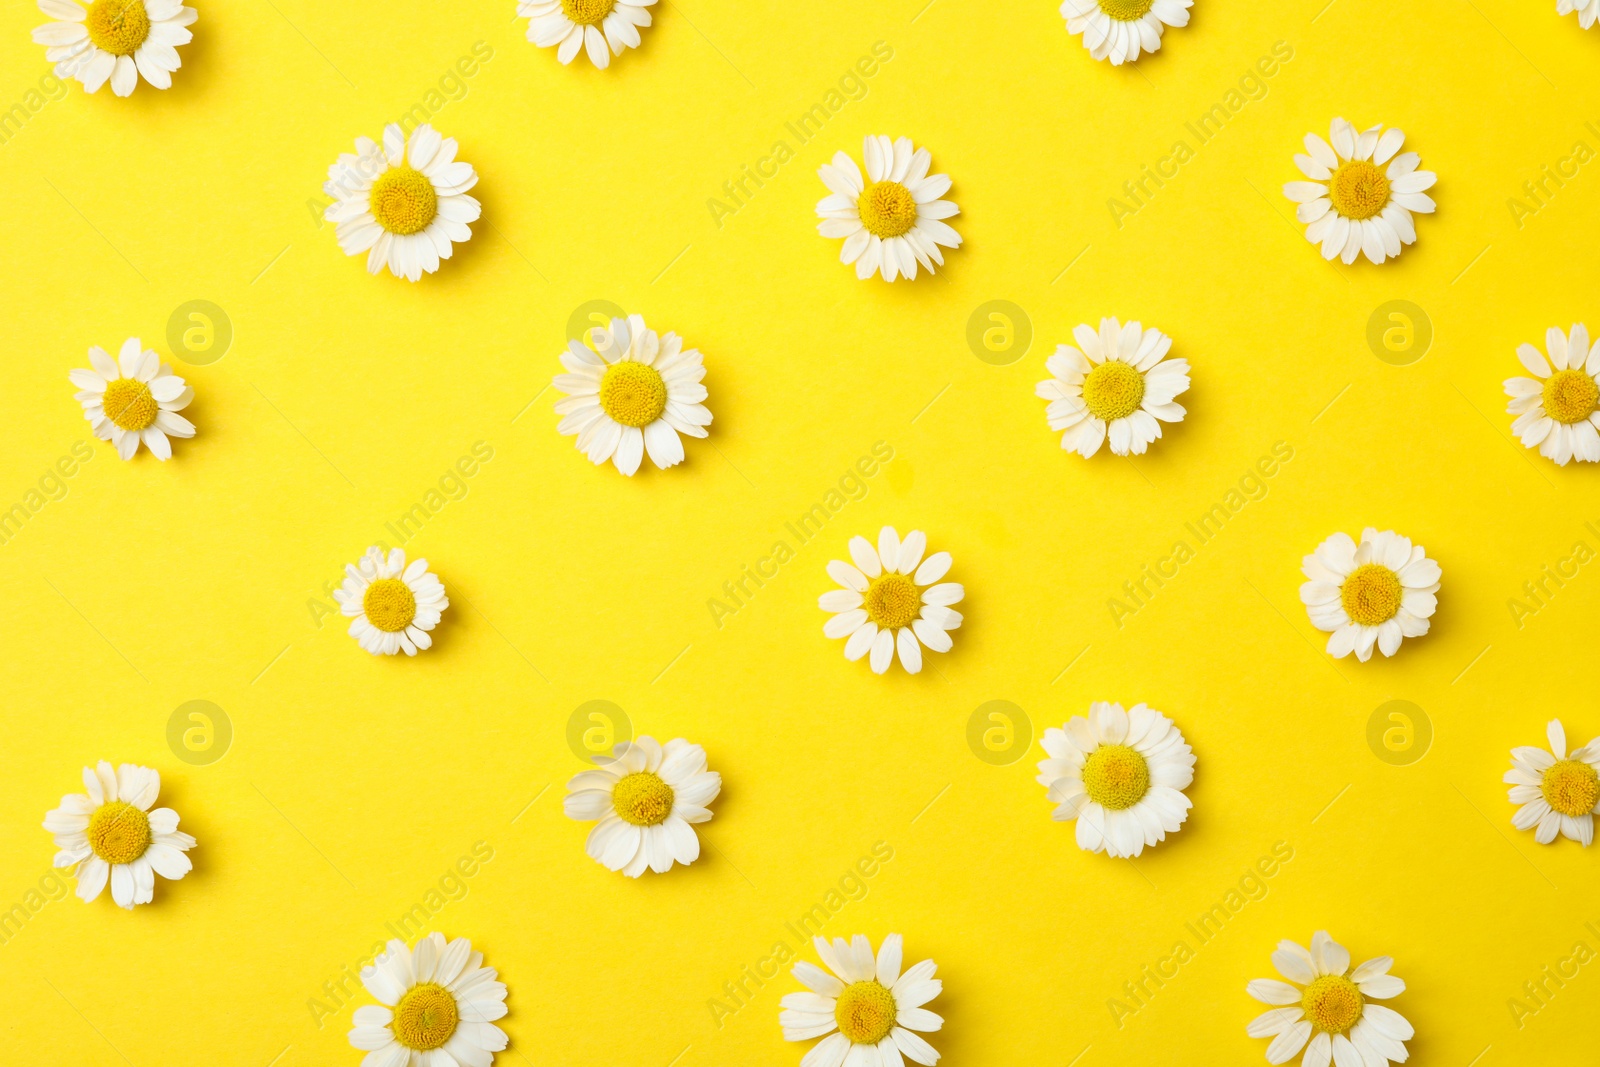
[1246,931,1413,1067]
[816,136,961,283]
[1059,0,1191,65]
[1300,529,1439,662]
[1283,118,1436,265]
[1558,0,1598,27]
[348,932,509,1067]
[324,123,480,283]
[333,547,448,657]
[780,933,944,1067]
[70,337,196,461]
[43,761,195,910]
[1506,719,1600,846]
[1036,701,1194,859]
[563,735,721,877]
[1035,317,1190,458]
[33,0,195,96]
[820,527,963,676]
[551,314,711,476]
[1504,324,1600,466]
[520,0,654,68]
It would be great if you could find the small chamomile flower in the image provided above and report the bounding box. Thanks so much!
[1300,529,1439,661]
[1504,324,1600,465]
[820,527,962,675]
[43,761,195,909]
[333,547,448,656]
[1283,118,1435,265]
[1506,719,1600,846]
[816,136,961,282]
[563,736,721,877]
[348,932,509,1067]
[1036,318,1189,458]
[70,337,195,460]
[1059,0,1191,65]
[33,0,195,96]
[1246,932,1412,1067]
[780,934,944,1067]
[520,0,655,68]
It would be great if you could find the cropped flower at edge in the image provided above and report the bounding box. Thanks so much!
[563,735,721,877]
[1506,719,1600,846]
[33,0,196,96]
[1036,317,1189,458]
[1246,931,1412,1067]
[348,932,508,1067]
[1558,0,1598,28]
[43,761,195,909]
[1059,0,1191,65]
[1283,118,1435,265]
[1300,529,1439,662]
[820,527,963,675]
[70,337,196,461]
[520,0,655,68]
[1504,324,1600,465]
[816,136,961,282]
[780,933,943,1067]
[334,547,448,656]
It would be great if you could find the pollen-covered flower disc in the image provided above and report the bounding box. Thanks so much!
[43,761,195,909]
[1246,931,1412,1067]
[816,136,961,282]
[33,0,196,96]
[348,932,509,1067]
[1506,719,1600,846]
[333,547,448,656]
[1300,528,1439,661]
[820,527,963,675]
[1283,118,1435,265]
[1504,324,1600,465]
[70,337,195,460]
[563,736,722,877]
[780,934,944,1067]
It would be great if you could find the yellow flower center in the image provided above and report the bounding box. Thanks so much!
[598,361,668,428]
[87,800,151,865]
[1327,160,1391,221]
[1541,368,1599,425]
[1081,744,1150,810]
[363,578,417,633]
[1098,0,1155,18]
[392,983,459,1050]
[561,0,616,25]
[1301,974,1364,1034]
[1541,759,1600,818]
[85,0,150,56]
[612,771,674,826]
[1340,563,1401,627]
[1081,360,1146,421]
[857,181,918,239]
[369,167,438,236]
[863,572,920,630]
[834,980,898,1045]
[101,377,159,432]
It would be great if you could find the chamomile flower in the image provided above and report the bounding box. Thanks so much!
[1300,529,1439,662]
[1059,0,1191,65]
[70,337,195,460]
[1558,0,1598,27]
[1504,324,1600,465]
[1036,702,1194,858]
[563,736,721,877]
[333,547,448,657]
[1246,931,1412,1067]
[43,761,195,909]
[820,527,963,675]
[780,933,944,1067]
[520,0,654,68]
[323,124,480,282]
[551,314,711,476]
[1036,318,1189,458]
[816,136,961,283]
[1283,118,1435,265]
[348,932,509,1067]
[1506,720,1600,846]
[33,0,195,96]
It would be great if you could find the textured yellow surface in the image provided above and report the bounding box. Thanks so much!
[2,1,1599,1064]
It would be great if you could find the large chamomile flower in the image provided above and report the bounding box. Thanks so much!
[780,934,943,1067]
[1300,529,1439,662]
[333,547,448,657]
[33,0,195,96]
[70,337,196,460]
[1505,324,1600,465]
[1558,0,1598,27]
[1059,0,1191,65]
[520,0,654,68]
[1036,318,1189,458]
[44,761,195,909]
[816,136,961,283]
[563,736,721,877]
[1247,931,1412,1067]
[1037,702,1194,859]
[348,932,509,1067]
[1283,118,1435,265]
[1506,719,1600,846]
[324,124,480,282]
[820,527,962,675]
[552,314,711,476]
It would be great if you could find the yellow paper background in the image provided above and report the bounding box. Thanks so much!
[2,0,1600,1063]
